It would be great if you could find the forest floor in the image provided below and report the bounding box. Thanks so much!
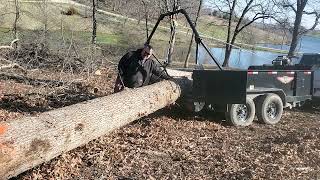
[1,65,320,180]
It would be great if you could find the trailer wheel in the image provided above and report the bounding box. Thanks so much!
[256,94,283,125]
[225,98,255,126]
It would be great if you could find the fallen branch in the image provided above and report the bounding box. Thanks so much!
[0,72,83,88]
[0,39,19,50]
[0,62,26,72]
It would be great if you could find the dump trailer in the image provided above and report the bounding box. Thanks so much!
[193,55,320,126]
[146,9,319,126]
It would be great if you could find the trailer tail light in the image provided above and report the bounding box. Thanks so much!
[304,72,312,75]
[248,71,258,75]
[268,71,278,75]
[286,72,295,75]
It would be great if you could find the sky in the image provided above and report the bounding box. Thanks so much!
[204,0,320,30]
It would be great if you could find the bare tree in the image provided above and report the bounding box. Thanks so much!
[184,0,202,68]
[163,0,180,64]
[209,0,275,67]
[142,0,150,39]
[271,16,291,48]
[13,0,20,39]
[277,0,320,57]
[92,0,97,44]
[38,0,49,45]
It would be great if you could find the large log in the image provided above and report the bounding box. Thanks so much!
[0,72,192,179]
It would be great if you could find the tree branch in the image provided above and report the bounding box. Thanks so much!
[283,4,297,13]
[0,12,15,16]
[238,15,272,33]
[0,58,26,72]
[208,0,229,15]
[303,11,319,15]
[233,0,254,34]
[0,39,19,50]
[299,12,320,34]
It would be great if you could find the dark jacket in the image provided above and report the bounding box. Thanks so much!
[114,49,171,92]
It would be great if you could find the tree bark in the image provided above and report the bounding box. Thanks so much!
[168,20,176,64]
[41,0,48,45]
[13,0,20,39]
[287,0,307,57]
[184,0,203,68]
[142,0,149,39]
[288,10,302,57]
[165,0,180,64]
[0,72,192,179]
[223,0,237,67]
[92,0,97,44]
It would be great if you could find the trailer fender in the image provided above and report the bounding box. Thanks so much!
[247,89,286,106]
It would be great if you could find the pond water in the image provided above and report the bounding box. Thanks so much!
[197,36,320,69]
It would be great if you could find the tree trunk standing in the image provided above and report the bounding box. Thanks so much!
[137,6,141,25]
[287,1,307,57]
[184,0,203,68]
[223,46,232,67]
[168,19,176,64]
[41,0,48,45]
[145,12,149,39]
[184,33,195,67]
[0,74,192,179]
[223,0,237,67]
[91,0,97,44]
[13,0,19,39]
[211,0,272,67]
[142,0,149,39]
[112,2,116,11]
[288,11,303,57]
[223,31,239,66]
[283,0,320,57]
[166,0,180,64]
[84,6,88,18]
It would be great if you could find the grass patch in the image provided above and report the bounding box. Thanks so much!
[96,33,121,45]
[0,27,15,44]
[309,31,320,38]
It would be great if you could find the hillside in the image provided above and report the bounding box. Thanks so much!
[0,0,285,53]
[309,30,320,37]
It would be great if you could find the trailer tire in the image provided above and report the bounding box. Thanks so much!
[225,97,255,126]
[256,94,283,125]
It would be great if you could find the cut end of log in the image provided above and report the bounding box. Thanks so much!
[0,124,8,135]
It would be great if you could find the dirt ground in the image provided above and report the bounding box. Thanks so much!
[1,69,320,180]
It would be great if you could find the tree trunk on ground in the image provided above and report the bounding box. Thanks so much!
[0,71,192,179]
